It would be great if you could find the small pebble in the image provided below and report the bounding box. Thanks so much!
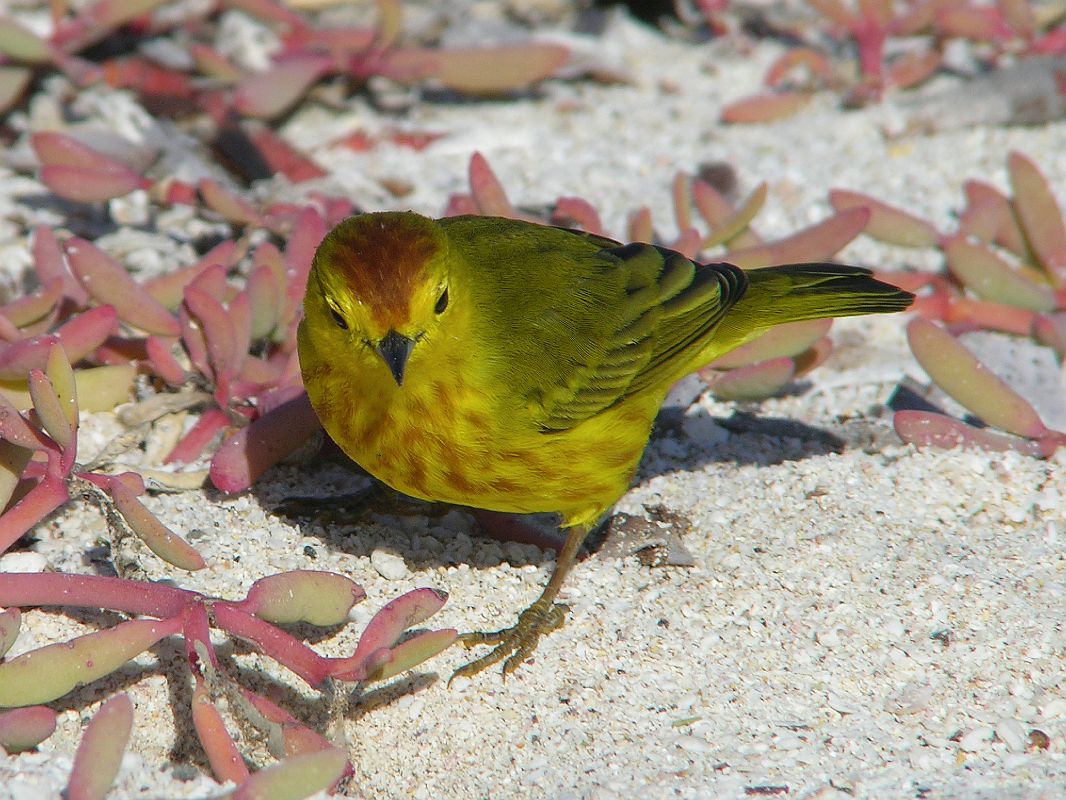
[370,548,409,580]
[958,727,995,752]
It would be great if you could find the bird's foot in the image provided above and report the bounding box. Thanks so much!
[450,598,569,682]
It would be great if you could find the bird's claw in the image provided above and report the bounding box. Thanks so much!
[449,600,569,683]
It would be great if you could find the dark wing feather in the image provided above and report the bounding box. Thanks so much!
[535,243,747,431]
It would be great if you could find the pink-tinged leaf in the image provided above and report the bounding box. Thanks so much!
[1008,151,1066,285]
[0,607,22,658]
[365,628,457,682]
[0,474,68,553]
[0,67,30,112]
[243,123,326,183]
[963,180,1028,255]
[690,177,730,225]
[943,236,1055,311]
[380,43,569,94]
[1031,27,1066,54]
[943,296,1036,336]
[39,165,146,203]
[959,196,1008,243]
[627,207,654,244]
[107,478,206,570]
[237,355,283,387]
[443,193,478,217]
[179,304,213,381]
[851,14,886,81]
[859,0,894,25]
[671,228,702,260]
[0,17,51,62]
[100,56,195,100]
[804,0,855,27]
[701,182,767,250]
[55,306,118,363]
[144,241,238,309]
[67,693,133,800]
[893,409,1046,456]
[247,265,282,341]
[231,748,348,800]
[906,317,1047,438]
[184,287,238,380]
[764,47,832,88]
[0,278,63,329]
[468,152,516,217]
[0,440,32,512]
[33,226,89,306]
[887,49,941,89]
[721,91,812,124]
[210,393,320,493]
[0,390,48,450]
[726,207,870,268]
[165,408,229,467]
[829,189,940,247]
[550,197,605,235]
[189,43,243,82]
[28,370,72,451]
[935,4,1014,41]
[0,616,180,707]
[145,336,188,385]
[333,588,448,680]
[238,689,342,764]
[234,55,330,119]
[0,706,57,753]
[281,207,326,322]
[241,570,365,626]
[891,0,937,35]
[1033,312,1066,354]
[702,356,796,401]
[230,293,252,370]
[708,319,832,369]
[672,172,692,235]
[0,335,58,381]
[192,680,249,785]
[65,239,180,336]
[198,179,263,226]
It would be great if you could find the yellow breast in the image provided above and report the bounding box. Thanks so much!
[303,337,659,530]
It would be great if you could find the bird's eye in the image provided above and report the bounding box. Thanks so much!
[329,307,348,330]
[434,287,449,315]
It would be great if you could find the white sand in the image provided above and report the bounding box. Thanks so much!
[2,8,1066,800]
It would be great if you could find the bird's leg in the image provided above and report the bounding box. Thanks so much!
[451,524,588,681]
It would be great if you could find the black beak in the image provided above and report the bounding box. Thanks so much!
[375,330,415,386]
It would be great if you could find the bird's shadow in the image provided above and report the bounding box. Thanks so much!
[254,386,888,573]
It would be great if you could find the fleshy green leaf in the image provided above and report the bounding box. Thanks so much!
[906,317,1048,438]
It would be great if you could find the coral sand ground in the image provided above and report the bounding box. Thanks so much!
[2,5,1066,800]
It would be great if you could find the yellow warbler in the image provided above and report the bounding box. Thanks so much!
[298,211,913,678]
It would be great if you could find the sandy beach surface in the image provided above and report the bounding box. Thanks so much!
[2,6,1065,799]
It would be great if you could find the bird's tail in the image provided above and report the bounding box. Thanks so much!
[710,262,913,354]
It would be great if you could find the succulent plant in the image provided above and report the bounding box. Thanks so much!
[829,150,1066,455]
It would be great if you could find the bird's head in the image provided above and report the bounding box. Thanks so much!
[302,211,452,387]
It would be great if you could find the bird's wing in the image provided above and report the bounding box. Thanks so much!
[532,242,748,431]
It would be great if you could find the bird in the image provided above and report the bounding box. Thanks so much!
[297,210,913,680]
